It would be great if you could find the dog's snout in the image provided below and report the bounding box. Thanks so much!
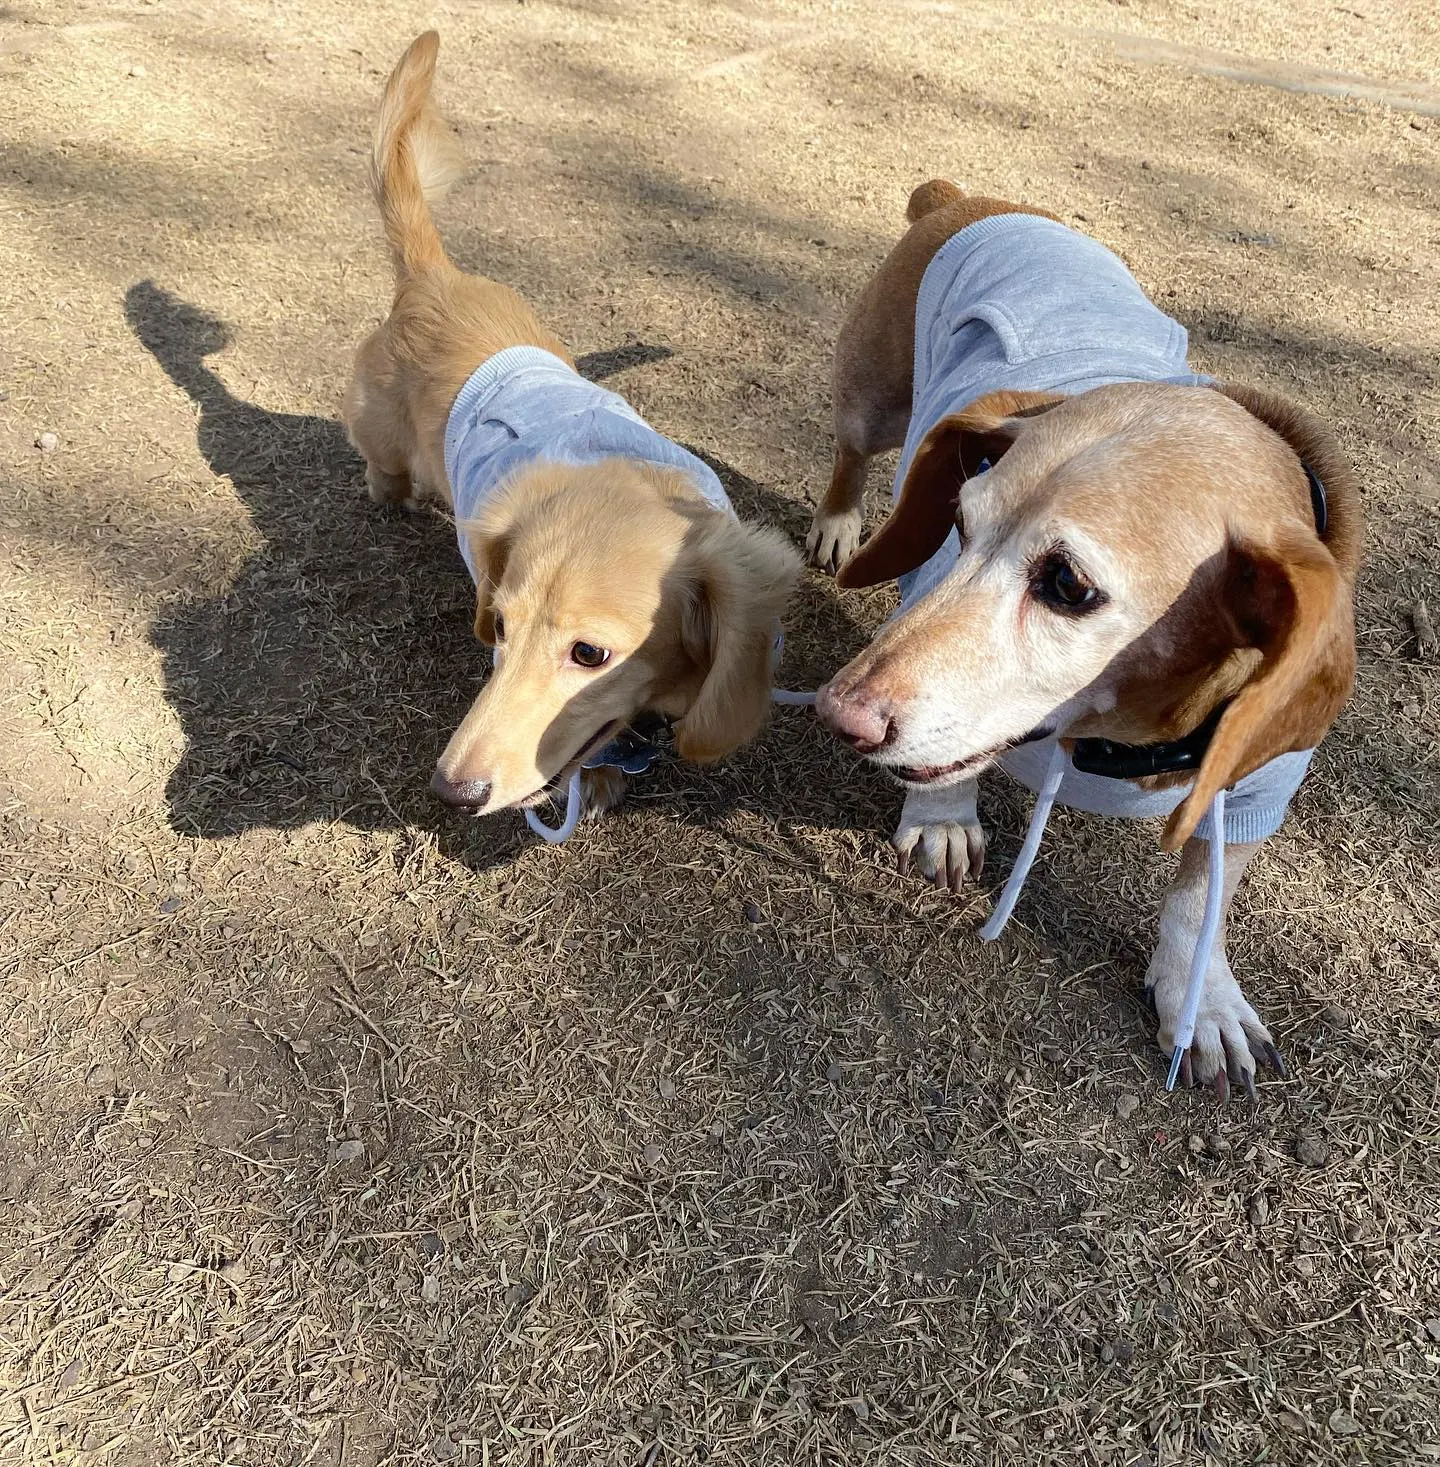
[429,768,492,809]
[816,682,896,755]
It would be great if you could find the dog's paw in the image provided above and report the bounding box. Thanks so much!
[579,766,628,819]
[805,508,863,575]
[365,465,416,508]
[1146,952,1282,1102]
[891,781,985,894]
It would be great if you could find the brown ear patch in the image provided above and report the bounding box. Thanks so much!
[1153,383,1363,848]
[1213,383,1363,583]
[1161,526,1356,850]
[835,390,1065,590]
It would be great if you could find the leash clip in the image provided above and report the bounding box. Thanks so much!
[582,716,674,776]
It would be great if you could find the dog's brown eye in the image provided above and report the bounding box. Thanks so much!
[570,641,610,669]
[1031,553,1104,615]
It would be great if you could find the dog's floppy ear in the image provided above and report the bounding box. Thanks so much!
[1162,525,1355,850]
[836,390,1064,590]
[1213,382,1363,581]
[674,519,800,763]
[465,527,511,646]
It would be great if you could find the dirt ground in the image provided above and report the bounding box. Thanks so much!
[1,0,1438,1462]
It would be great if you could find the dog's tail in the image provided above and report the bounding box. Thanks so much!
[371,31,466,279]
[905,179,964,223]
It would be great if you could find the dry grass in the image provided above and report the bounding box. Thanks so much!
[2,0,1438,1462]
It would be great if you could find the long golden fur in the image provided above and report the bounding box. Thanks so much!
[344,33,798,820]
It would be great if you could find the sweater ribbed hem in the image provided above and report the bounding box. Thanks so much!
[1193,800,1297,846]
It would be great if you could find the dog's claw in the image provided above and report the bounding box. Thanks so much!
[1142,985,1157,1016]
[1263,1042,1286,1077]
[1244,1070,1257,1102]
[1180,1051,1194,1089]
[1213,1068,1230,1105]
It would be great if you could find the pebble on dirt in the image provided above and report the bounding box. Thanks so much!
[1327,1408,1361,1437]
[1295,1133,1331,1168]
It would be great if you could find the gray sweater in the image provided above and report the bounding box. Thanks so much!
[443,345,730,585]
[892,214,1312,844]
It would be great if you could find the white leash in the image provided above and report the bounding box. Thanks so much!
[977,741,1067,942]
[978,741,1227,1091]
[490,644,808,842]
[1165,787,1225,1091]
[525,769,586,844]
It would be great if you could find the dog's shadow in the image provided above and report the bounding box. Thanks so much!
[125,281,875,860]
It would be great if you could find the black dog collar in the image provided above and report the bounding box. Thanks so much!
[1070,456,1327,782]
[1071,701,1228,779]
[1305,461,1328,537]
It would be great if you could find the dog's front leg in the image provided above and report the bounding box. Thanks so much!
[1145,837,1284,1100]
[892,777,986,893]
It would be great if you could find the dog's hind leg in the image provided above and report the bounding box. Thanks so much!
[809,180,1059,576]
[345,329,422,508]
[806,380,912,575]
[364,464,416,507]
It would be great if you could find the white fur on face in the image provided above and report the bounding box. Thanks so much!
[861,513,1154,780]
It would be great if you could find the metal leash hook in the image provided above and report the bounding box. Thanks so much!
[524,633,815,845]
[524,716,673,844]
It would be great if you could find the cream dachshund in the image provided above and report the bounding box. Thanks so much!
[811,181,1361,1098]
[345,33,798,825]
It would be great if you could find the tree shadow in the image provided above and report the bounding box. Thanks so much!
[124,281,873,863]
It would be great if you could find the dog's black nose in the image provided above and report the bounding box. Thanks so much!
[429,769,491,809]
